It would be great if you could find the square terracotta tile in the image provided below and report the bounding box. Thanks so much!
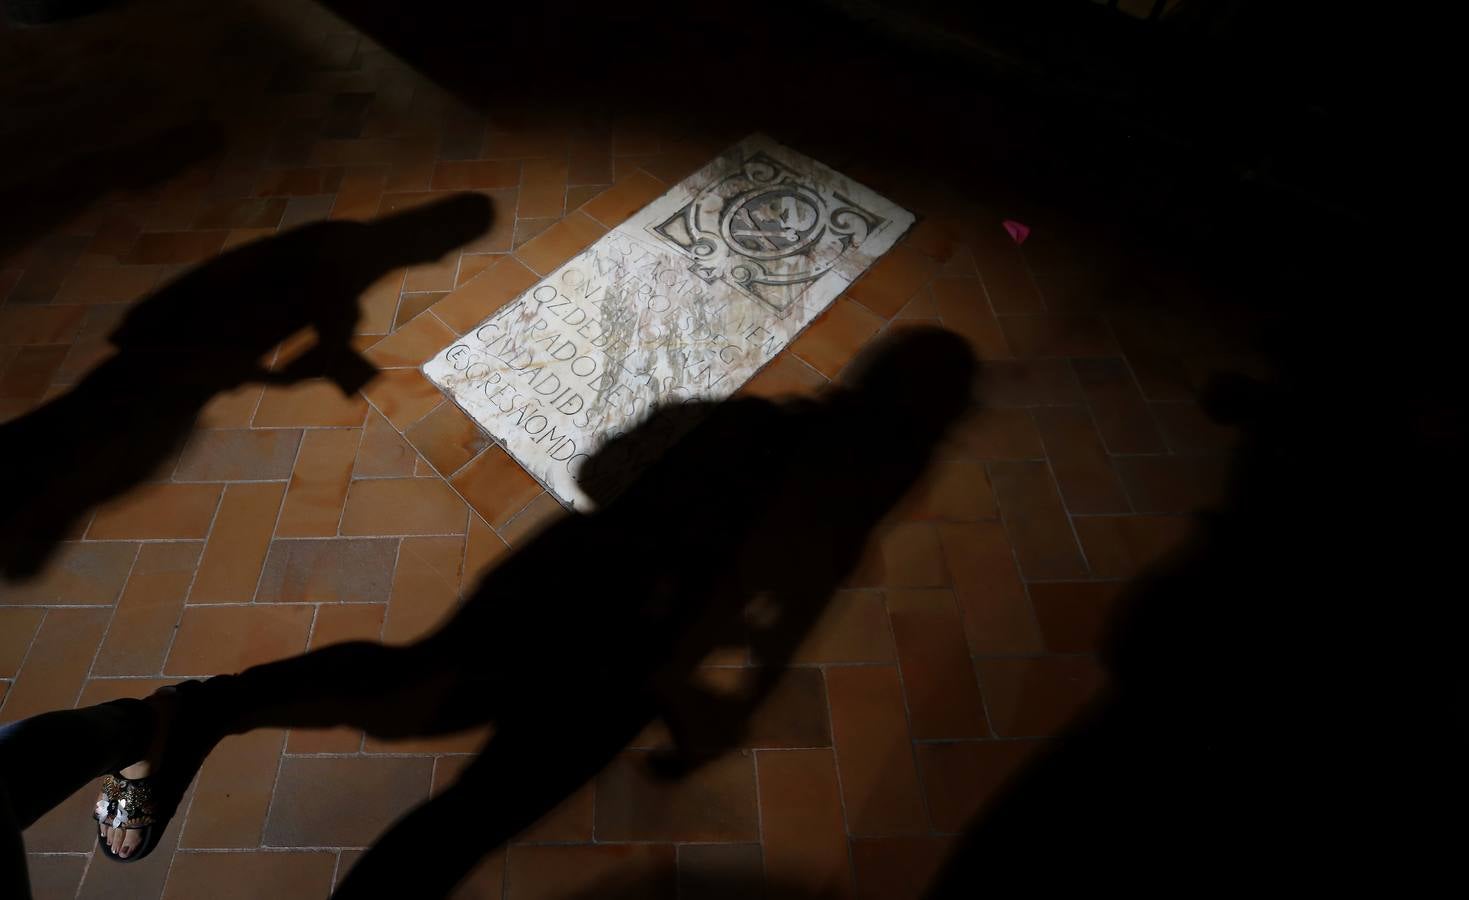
[757,749,854,898]
[354,408,417,476]
[847,243,934,319]
[15,778,96,852]
[851,836,954,900]
[187,482,287,603]
[790,298,883,378]
[935,522,1042,654]
[930,276,1010,363]
[180,729,286,848]
[887,589,989,739]
[193,197,288,230]
[1076,363,1159,453]
[53,264,161,304]
[401,256,460,294]
[498,492,566,546]
[1113,454,1230,513]
[0,608,44,677]
[595,750,758,841]
[274,427,361,537]
[359,368,443,429]
[172,428,302,481]
[766,589,896,665]
[0,542,137,605]
[977,359,1083,408]
[340,477,467,535]
[917,740,1045,832]
[26,854,87,899]
[194,382,265,428]
[1031,407,1131,514]
[517,158,569,219]
[513,210,607,276]
[0,306,86,346]
[263,756,434,846]
[988,461,1087,579]
[1029,581,1125,653]
[735,352,828,399]
[123,231,227,264]
[505,845,675,900]
[1071,514,1193,579]
[678,843,764,900]
[463,512,511,590]
[902,458,997,521]
[87,482,222,540]
[286,602,385,753]
[969,225,1042,315]
[579,170,665,228]
[256,537,399,603]
[254,167,326,196]
[938,408,1044,460]
[329,166,388,221]
[450,446,543,529]
[454,253,499,287]
[396,291,448,328]
[356,267,406,336]
[162,851,336,900]
[1151,401,1238,453]
[164,604,313,675]
[999,314,1118,358]
[364,309,458,368]
[432,254,540,333]
[566,183,609,211]
[430,159,520,190]
[93,542,201,676]
[975,655,1106,737]
[0,345,67,400]
[825,665,928,835]
[382,534,465,643]
[0,608,109,724]
[639,666,830,752]
[846,521,947,588]
[513,216,557,249]
[253,379,368,427]
[568,152,613,186]
[405,401,491,476]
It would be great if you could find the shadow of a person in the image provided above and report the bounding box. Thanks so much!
[921,327,1468,894]
[0,192,494,578]
[154,327,974,899]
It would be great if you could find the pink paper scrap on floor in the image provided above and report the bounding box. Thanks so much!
[1003,220,1031,245]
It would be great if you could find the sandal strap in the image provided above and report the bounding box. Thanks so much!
[93,774,157,829]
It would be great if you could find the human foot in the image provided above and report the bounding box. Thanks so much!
[96,757,155,858]
[91,687,195,862]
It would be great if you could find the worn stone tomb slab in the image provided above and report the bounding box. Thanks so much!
[424,133,914,509]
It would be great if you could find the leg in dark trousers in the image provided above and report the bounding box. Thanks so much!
[333,694,654,899]
[0,699,156,900]
[194,638,495,740]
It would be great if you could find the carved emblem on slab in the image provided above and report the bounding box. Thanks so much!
[648,151,884,315]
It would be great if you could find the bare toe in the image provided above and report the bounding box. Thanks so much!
[120,830,141,858]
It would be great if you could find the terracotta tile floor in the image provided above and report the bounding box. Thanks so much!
[1,2,1270,898]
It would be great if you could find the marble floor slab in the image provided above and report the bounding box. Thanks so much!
[423,133,914,509]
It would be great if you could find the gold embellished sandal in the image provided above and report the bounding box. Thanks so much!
[93,772,163,862]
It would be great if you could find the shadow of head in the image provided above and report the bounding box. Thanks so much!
[573,325,977,512]
[837,324,977,444]
[362,192,495,269]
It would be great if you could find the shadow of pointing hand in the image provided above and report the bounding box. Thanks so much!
[0,193,493,580]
